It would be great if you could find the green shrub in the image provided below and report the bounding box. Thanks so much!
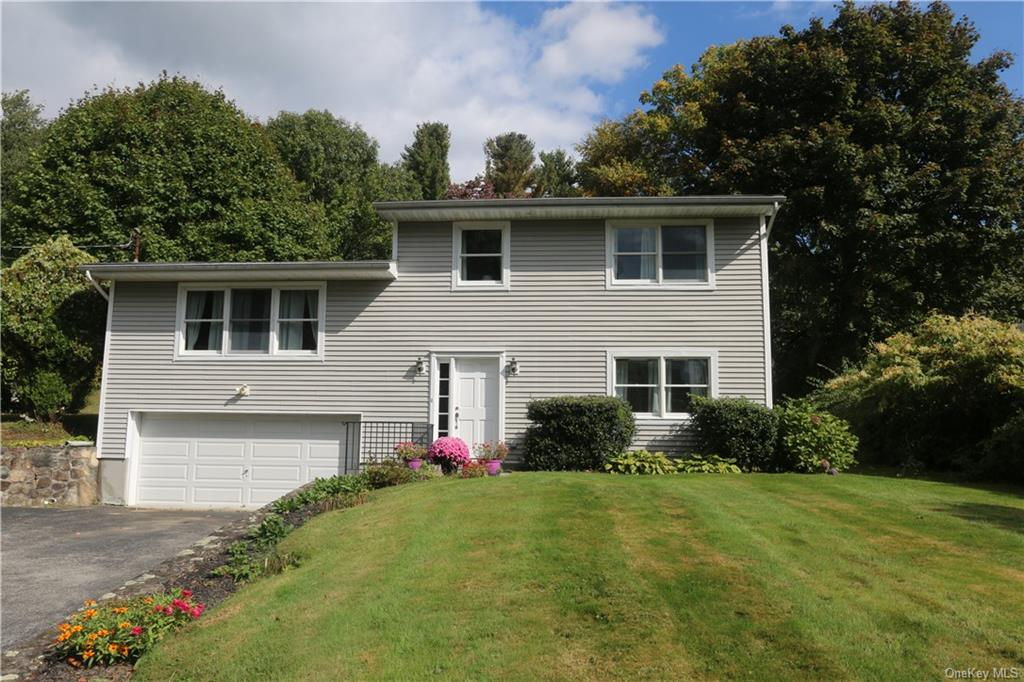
[815,314,1024,478]
[690,396,779,471]
[970,410,1024,483]
[775,400,859,473]
[270,474,369,513]
[361,460,417,489]
[20,370,72,421]
[676,454,742,473]
[523,395,635,471]
[1,236,105,417]
[248,513,292,548]
[605,450,678,475]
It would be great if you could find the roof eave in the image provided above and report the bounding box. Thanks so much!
[79,261,397,282]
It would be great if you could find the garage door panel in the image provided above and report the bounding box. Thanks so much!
[139,463,189,480]
[193,487,244,504]
[250,465,301,482]
[194,464,245,481]
[136,414,351,509]
[139,441,189,458]
[195,441,246,459]
[138,486,187,503]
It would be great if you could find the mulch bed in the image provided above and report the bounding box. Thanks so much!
[3,486,334,681]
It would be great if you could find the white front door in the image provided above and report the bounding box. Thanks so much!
[450,357,500,447]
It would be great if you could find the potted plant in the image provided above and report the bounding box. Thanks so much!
[394,441,428,470]
[427,436,470,475]
[475,441,509,476]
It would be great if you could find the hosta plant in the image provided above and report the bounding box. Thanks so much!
[605,450,678,475]
[53,589,204,668]
[676,453,742,474]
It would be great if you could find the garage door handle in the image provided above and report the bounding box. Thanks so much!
[242,468,249,478]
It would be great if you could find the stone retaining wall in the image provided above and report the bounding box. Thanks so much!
[1,444,99,507]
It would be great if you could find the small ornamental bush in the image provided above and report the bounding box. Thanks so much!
[362,460,419,488]
[690,396,779,471]
[474,441,509,462]
[605,450,678,475]
[459,461,488,478]
[676,454,742,474]
[428,436,470,473]
[394,441,428,462]
[523,396,635,471]
[775,400,858,473]
[54,590,204,668]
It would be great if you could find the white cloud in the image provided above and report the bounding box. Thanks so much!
[1,2,664,181]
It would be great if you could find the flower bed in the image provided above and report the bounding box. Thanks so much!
[53,590,204,669]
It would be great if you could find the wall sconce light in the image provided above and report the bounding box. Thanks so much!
[415,357,427,377]
[236,384,251,397]
[508,357,520,377]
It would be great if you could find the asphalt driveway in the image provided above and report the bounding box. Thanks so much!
[1,506,245,649]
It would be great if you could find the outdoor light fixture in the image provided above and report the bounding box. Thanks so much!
[508,357,520,377]
[415,357,427,376]
[236,384,251,397]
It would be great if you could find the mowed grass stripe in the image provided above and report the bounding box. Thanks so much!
[134,474,1024,682]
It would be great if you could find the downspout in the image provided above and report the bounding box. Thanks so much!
[765,201,780,239]
[84,269,110,302]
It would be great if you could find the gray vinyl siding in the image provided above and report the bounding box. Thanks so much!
[99,217,767,461]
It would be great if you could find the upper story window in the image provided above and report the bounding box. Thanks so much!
[608,349,717,418]
[607,220,714,289]
[452,222,510,290]
[177,284,324,359]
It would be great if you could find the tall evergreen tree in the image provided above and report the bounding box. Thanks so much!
[484,132,535,197]
[402,121,451,200]
[532,149,579,198]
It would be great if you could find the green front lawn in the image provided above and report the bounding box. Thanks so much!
[136,473,1024,681]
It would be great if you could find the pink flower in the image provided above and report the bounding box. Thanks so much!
[180,589,193,598]
[427,437,470,466]
[130,626,143,636]
[189,606,203,618]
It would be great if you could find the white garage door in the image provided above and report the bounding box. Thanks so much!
[135,413,352,508]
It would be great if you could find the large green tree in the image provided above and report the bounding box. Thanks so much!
[532,149,579,198]
[484,132,535,197]
[577,1,1024,396]
[402,121,451,200]
[266,109,420,260]
[1,90,48,199]
[3,76,330,262]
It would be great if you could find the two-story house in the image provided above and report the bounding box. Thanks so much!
[82,196,783,507]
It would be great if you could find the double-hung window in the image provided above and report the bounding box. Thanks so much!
[608,221,713,287]
[609,351,716,417]
[453,222,510,289]
[178,285,324,357]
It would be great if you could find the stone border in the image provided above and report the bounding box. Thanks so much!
[1,446,99,508]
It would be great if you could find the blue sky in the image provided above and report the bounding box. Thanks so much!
[3,2,1021,180]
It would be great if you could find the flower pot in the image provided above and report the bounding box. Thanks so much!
[484,460,502,476]
[407,458,423,471]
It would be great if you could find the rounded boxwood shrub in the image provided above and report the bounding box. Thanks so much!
[775,399,858,473]
[523,395,635,471]
[690,396,778,471]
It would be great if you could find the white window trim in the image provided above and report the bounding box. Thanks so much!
[174,281,327,361]
[606,348,719,420]
[452,221,511,291]
[605,219,716,290]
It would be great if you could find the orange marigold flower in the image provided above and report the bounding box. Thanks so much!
[108,644,119,654]
[113,607,128,614]
[82,609,97,619]
[71,625,83,633]
[82,650,94,659]
[84,599,97,607]
[142,597,154,605]
[96,629,110,637]
[119,621,131,629]
[119,645,129,656]
[86,633,98,644]
[58,622,71,631]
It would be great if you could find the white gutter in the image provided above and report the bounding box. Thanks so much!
[765,201,781,238]
[84,269,110,302]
